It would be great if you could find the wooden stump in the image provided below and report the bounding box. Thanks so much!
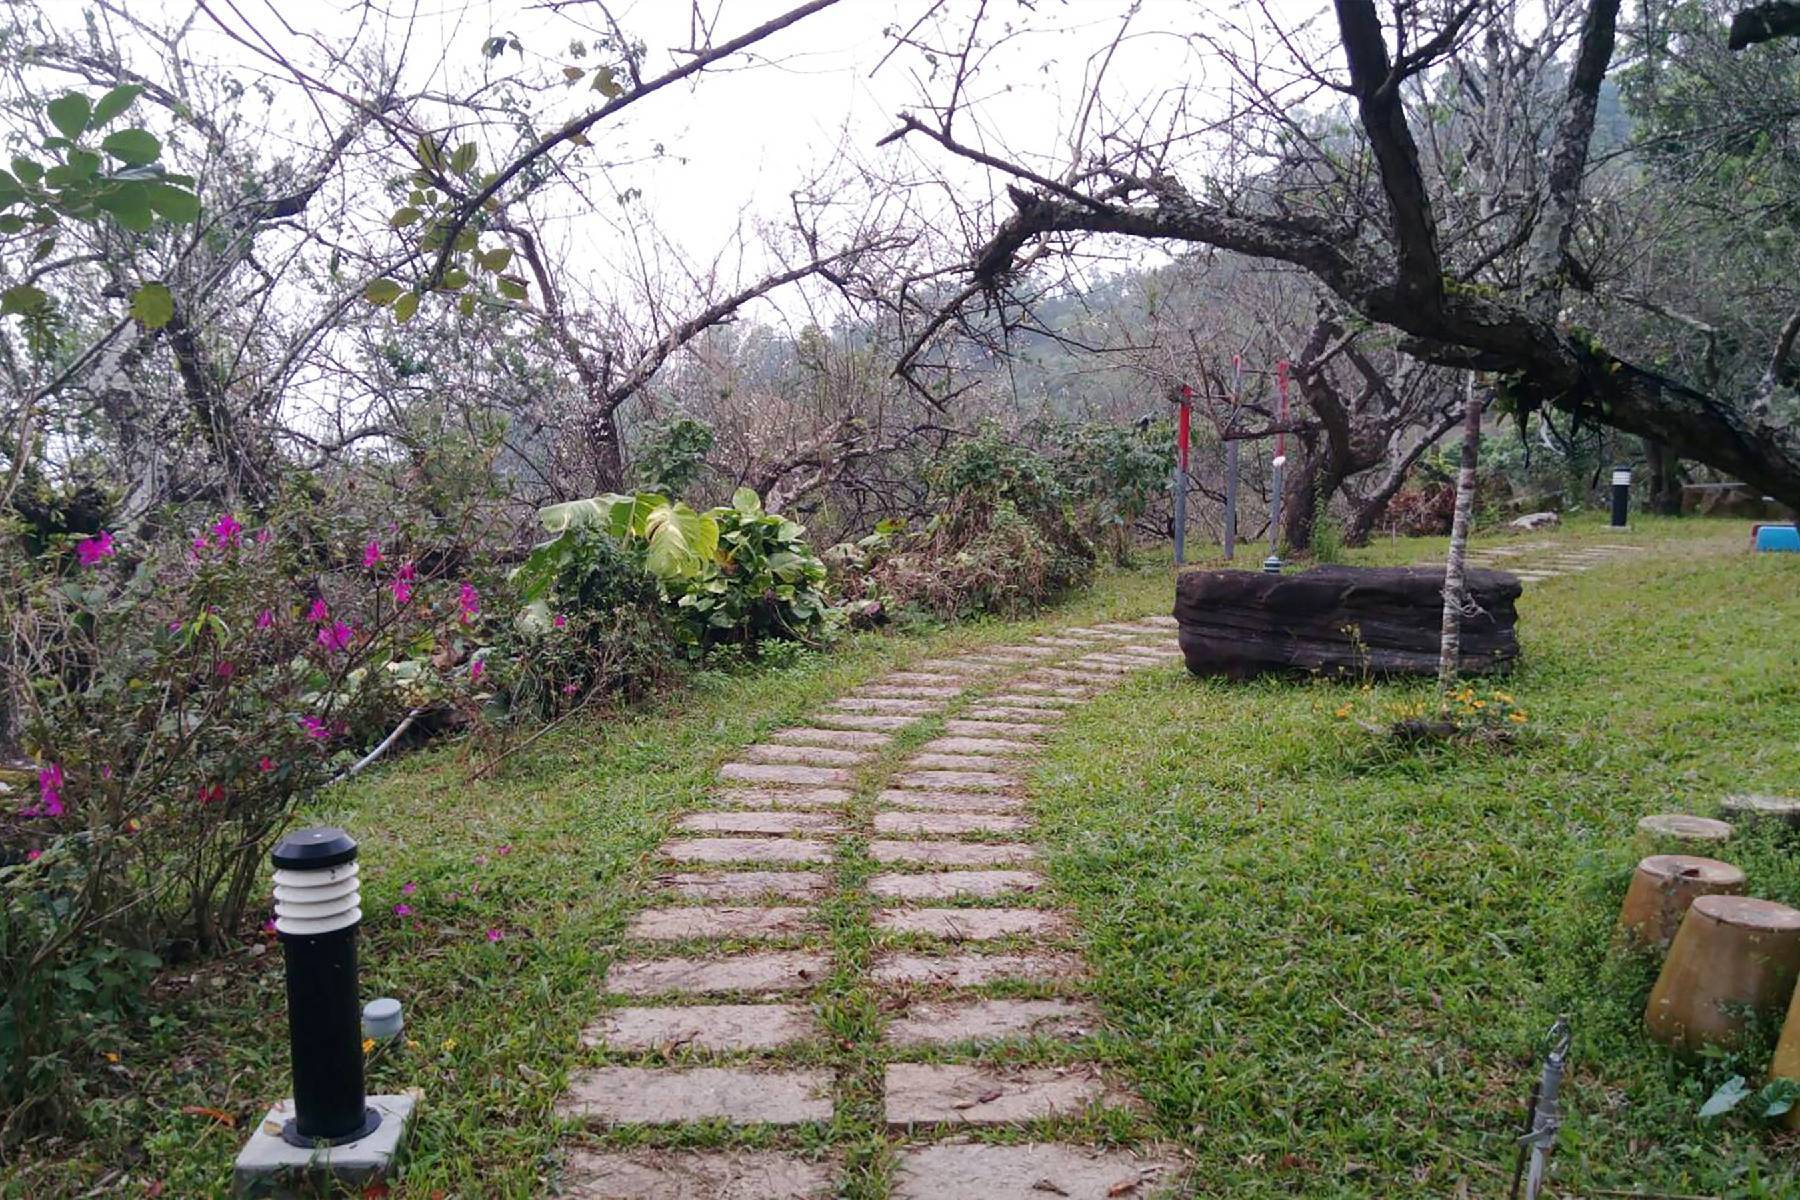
[1770,982,1800,1130]
[1634,814,1734,855]
[1718,794,1800,831]
[1615,855,1745,952]
[1645,894,1800,1055]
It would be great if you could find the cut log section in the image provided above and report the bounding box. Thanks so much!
[1645,894,1800,1056]
[1615,855,1746,953]
[1174,565,1520,678]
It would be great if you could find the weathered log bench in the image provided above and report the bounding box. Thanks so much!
[1174,565,1521,678]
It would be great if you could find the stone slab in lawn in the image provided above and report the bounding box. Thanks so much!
[855,685,963,699]
[767,727,893,750]
[1114,643,1179,659]
[910,659,993,674]
[963,707,1065,723]
[1059,626,1132,639]
[810,712,916,732]
[740,743,869,767]
[561,1149,837,1199]
[625,906,817,942]
[870,870,1047,900]
[1032,635,1101,648]
[606,950,831,997]
[719,763,855,787]
[873,907,1065,940]
[828,697,944,715]
[871,951,1080,988]
[942,719,1051,738]
[1026,667,1097,684]
[706,787,850,812]
[885,671,971,685]
[921,737,1039,757]
[889,1143,1180,1199]
[979,645,1060,659]
[874,811,1031,837]
[883,998,1101,1048]
[656,871,830,901]
[983,693,1078,708]
[884,1063,1123,1126]
[869,840,1037,866]
[661,838,834,865]
[677,812,842,837]
[892,770,1020,793]
[876,789,1025,814]
[559,1066,832,1125]
[906,752,1025,772]
[1070,657,1142,674]
[583,1003,815,1052]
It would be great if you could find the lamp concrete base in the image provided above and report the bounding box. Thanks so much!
[233,1092,418,1197]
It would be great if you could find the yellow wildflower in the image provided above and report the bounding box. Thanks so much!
[1508,711,1528,724]
[362,1038,376,1055]
[442,1038,458,1052]
[1335,704,1353,718]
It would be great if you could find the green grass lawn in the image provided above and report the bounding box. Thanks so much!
[1040,515,1800,1197]
[10,515,1798,1198]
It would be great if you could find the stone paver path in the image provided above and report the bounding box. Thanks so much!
[1415,537,1645,585]
[556,616,1189,1198]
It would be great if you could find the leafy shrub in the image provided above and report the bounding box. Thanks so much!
[852,429,1096,620]
[667,489,830,651]
[1048,419,1174,562]
[631,416,715,499]
[0,502,476,1131]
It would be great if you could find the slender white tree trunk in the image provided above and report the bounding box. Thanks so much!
[1439,373,1484,687]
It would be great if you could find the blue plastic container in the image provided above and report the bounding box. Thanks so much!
[1752,523,1800,552]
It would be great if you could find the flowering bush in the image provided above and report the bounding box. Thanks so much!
[0,501,487,1127]
[1332,685,1531,747]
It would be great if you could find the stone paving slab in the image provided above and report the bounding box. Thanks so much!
[885,671,973,686]
[1032,636,1102,648]
[1060,627,1132,639]
[985,692,1078,708]
[1003,683,1088,698]
[741,743,870,767]
[889,1143,1181,1199]
[855,685,963,699]
[1072,657,1146,673]
[871,951,1081,988]
[656,871,831,901]
[660,838,835,865]
[883,998,1101,1047]
[943,718,1050,738]
[870,870,1048,900]
[829,697,944,715]
[560,1066,832,1125]
[875,811,1031,837]
[719,762,856,787]
[892,769,1020,793]
[876,789,1026,814]
[910,658,996,673]
[561,1148,837,1199]
[870,840,1037,866]
[677,812,843,837]
[767,727,893,750]
[810,712,916,732]
[922,736,1039,757]
[625,906,818,941]
[963,706,1066,722]
[884,1063,1121,1126]
[908,752,1024,771]
[979,645,1060,659]
[583,1002,815,1052]
[874,907,1066,939]
[606,950,831,997]
[706,786,851,811]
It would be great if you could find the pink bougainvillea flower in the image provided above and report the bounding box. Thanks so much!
[211,513,242,546]
[76,530,115,566]
[562,683,580,695]
[317,620,355,653]
[100,764,113,781]
[26,848,41,862]
[261,917,277,935]
[255,527,273,545]
[393,903,412,917]
[306,597,329,624]
[196,784,224,805]
[299,715,330,740]
[552,613,567,629]
[215,660,234,678]
[258,756,276,773]
[32,764,65,817]
[469,659,485,685]
[457,582,480,623]
[401,880,417,896]
[473,853,489,868]
[496,844,512,857]
[485,928,503,943]
[190,531,212,555]
[256,608,275,630]
[362,540,383,569]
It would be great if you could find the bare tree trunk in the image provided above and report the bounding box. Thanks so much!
[1438,375,1484,687]
[1643,437,1683,515]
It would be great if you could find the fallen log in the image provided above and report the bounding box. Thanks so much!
[1174,565,1521,678]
